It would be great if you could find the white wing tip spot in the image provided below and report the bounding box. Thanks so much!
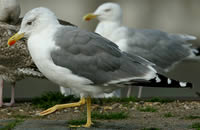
[180,82,187,87]
[167,78,171,84]
[155,76,161,83]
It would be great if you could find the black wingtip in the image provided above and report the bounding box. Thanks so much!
[187,82,193,89]
[128,74,193,89]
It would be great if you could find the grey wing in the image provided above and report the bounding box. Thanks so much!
[51,26,156,85]
[126,28,195,71]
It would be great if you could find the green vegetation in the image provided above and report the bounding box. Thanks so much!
[142,127,161,130]
[137,106,158,112]
[32,92,79,109]
[92,111,128,120]
[0,119,24,130]
[190,122,200,130]
[12,114,31,119]
[164,112,174,118]
[32,92,138,108]
[145,97,174,103]
[32,91,175,110]
[184,115,200,120]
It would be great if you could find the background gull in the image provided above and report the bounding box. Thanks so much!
[0,22,44,107]
[8,7,192,127]
[83,2,200,98]
[0,0,20,25]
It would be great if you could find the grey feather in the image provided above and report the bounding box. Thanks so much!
[123,28,196,71]
[51,26,155,85]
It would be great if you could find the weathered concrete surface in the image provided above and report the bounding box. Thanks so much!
[13,120,140,130]
[0,119,15,129]
[14,120,68,130]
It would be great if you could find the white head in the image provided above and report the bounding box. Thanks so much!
[20,7,59,37]
[83,2,122,22]
[8,7,59,46]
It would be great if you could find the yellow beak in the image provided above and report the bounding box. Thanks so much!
[83,13,98,21]
[7,33,25,46]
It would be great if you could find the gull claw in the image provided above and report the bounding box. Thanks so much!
[70,122,93,128]
[39,105,58,116]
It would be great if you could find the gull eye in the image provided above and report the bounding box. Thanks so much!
[104,9,111,12]
[27,21,32,25]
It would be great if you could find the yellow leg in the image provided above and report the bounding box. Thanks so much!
[84,96,92,127]
[39,97,86,116]
[70,96,93,128]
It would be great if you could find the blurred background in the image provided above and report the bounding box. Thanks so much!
[4,0,200,98]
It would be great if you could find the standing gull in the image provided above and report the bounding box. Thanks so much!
[83,2,199,98]
[0,0,23,107]
[0,22,44,107]
[0,0,20,24]
[8,7,192,127]
[0,0,44,107]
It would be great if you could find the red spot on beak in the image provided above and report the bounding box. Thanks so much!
[85,17,91,21]
[9,40,16,46]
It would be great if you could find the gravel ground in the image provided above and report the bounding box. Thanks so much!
[0,101,200,130]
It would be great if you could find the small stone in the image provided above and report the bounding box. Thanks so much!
[0,109,7,112]
[129,101,133,104]
[131,107,135,110]
[74,110,80,113]
[122,107,128,110]
[144,102,153,107]
[56,111,60,114]
[119,104,123,109]
[19,109,24,112]
[139,101,144,104]
[104,106,113,111]
[183,105,190,110]
[64,109,69,112]
[111,103,120,109]
[7,112,12,115]
[35,111,41,116]
[153,102,161,106]
[92,105,100,110]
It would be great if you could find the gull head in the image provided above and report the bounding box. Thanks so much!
[8,7,59,46]
[83,2,122,22]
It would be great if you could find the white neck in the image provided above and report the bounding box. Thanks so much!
[95,21,121,40]
[27,24,58,73]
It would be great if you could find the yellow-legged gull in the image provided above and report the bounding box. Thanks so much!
[83,2,199,98]
[8,7,192,127]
